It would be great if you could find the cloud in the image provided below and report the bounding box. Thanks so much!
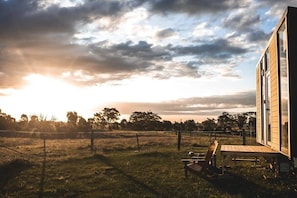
[192,22,215,38]
[223,10,260,32]
[114,90,256,119]
[0,0,129,87]
[155,28,176,39]
[0,0,279,91]
[246,30,272,42]
[171,39,247,60]
[257,0,297,18]
[146,0,251,15]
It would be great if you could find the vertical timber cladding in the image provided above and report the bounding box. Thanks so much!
[287,7,297,159]
[269,32,279,152]
[255,21,280,149]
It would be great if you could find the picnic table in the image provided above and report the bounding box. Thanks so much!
[221,145,279,174]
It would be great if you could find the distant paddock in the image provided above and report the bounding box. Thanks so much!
[0,130,255,139]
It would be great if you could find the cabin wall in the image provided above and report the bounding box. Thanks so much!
[256,7,297,159]
[256,33,280,150]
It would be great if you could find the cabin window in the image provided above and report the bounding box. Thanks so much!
[260,61,265,143]
[278,22,289,154]
[260,50,271,145]
[265,50,271,143]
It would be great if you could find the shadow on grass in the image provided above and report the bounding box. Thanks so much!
[137,151,172,158]
[208,170,297,197]
[38,152,46,198]
[0,159,32,190]
[94,154,161,197]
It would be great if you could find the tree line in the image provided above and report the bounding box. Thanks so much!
[0,108,256,133]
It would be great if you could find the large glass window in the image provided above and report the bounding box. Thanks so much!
[260,60,265,143]
[278,22,289,153]
[265,50,271,143]
[260,50,271,145]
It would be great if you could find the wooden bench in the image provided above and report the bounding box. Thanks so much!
[182,140,219,179]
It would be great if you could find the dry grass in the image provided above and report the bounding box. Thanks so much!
[1,131,296,197]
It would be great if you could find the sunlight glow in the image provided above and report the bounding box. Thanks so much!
[13,74,84,120]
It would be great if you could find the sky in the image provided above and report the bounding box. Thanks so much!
[1,0,297,122]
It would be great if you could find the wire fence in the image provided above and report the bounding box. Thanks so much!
[0,130,257,166]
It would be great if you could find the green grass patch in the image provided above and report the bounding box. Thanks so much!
[1,132,297,197]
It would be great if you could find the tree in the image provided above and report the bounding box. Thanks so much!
[39,120,55,132]
[129,111,162,131]
[18,114,29,130]
[28,115,39,131]
[77,116,90,132]
[0,110,15,130]
[246,112,256,134]
[217,112,235,132]
[21,114,28,122]
[173,121,183,131]
[93,112,107,130]
[162,120,172,131]
[236,113,248,130]
[67,111,78,124]
[184,120,197,131]
[55,121,68,132]
[67,111,78,131]
[201,118,217,131]
[102,108,120,130]
[120,119,128,130]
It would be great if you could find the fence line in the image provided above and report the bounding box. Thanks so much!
[0,130,257,165]
[0,144,44,159]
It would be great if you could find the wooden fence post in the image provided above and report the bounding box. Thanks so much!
[90,130,94,152]
[242,129,246,145]
[177,129,181,151]
[43,137,46,157]
[136,134,140,152]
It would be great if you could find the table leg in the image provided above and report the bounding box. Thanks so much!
[222,154,225,174]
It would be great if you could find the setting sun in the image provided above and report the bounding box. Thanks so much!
[6,74,86,121]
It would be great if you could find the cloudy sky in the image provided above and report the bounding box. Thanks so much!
[0,0,296,122]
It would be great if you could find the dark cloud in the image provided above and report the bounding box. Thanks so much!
[171,39,247,60]
[223,12,260,32]
[256,0,297,8]
[145,0,250,15]
[0,0,125,39]
[155,28,176,39]
[247,30,272,42]
[109,41,171,61]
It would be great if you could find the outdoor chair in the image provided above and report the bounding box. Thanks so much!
[181,140,219,179]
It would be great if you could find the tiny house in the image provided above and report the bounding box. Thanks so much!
[256,6,297,168]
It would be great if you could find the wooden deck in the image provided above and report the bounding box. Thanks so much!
[221,145,279,174]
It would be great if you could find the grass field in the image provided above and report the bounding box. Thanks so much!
[1,131,297,197]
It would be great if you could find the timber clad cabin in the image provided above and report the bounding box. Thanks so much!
[256,6,297,166]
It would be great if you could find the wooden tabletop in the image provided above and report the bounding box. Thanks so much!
[221,145,279,154]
